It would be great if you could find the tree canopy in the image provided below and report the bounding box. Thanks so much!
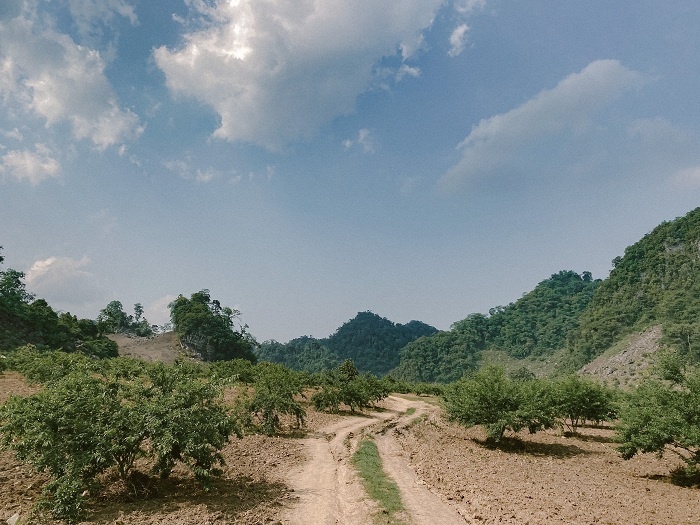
[169,290,256,362]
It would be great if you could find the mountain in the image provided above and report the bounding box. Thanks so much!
[565,206,700,368]
[392,270,600,383]
[394,207,700,383]
[256,311,438,375]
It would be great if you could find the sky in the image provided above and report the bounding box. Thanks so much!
[1,0,700,343]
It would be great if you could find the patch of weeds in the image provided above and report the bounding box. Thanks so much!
[351,437,407,524]
[404,407,416,416]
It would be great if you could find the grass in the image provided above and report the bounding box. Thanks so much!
[404,407,416,416]
[351,437,407,524]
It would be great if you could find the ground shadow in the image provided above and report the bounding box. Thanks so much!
[472,436,591,458]
[642,468,700,489]
[86,472,289,523]
[564,432,617,444]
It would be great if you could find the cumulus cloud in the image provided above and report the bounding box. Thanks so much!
[0,144,59,185]
[0,11,142,149]
[440,59,647,191]
[448,24,469,57]
[154,0,443,149]
[25,256,104,308]
[164,158,221,183]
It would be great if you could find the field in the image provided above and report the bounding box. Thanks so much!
[1,367,697,525]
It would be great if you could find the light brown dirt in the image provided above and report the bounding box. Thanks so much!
[108,332,186,364]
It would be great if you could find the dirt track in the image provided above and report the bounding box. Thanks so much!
[282,395,465,525]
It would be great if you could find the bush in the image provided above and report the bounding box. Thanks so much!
[552,375,617,433]
[443,366,555,442]
[616,365,700,476]
[240,363,305,435]
[311,360,389,413]
[6,345,99,384]
[0,364,238,523]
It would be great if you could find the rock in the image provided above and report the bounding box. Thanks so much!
[6,513,20,525]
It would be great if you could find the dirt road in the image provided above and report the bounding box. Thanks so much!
[281,395,465,525]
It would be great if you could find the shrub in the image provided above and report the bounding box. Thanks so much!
[0,364,238,522]
[240,363,305,435]
[443,366,555,442]
[552,375,617,433]
[311,361,389,413]
[616,365,700,477]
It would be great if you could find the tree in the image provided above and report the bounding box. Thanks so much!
[443,366,555,442]
[552,375,617,433]
[169,290,256,362]
[0,363,238,523]
[616,361,700,478]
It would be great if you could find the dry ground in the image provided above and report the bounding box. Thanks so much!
[1,370,698,524]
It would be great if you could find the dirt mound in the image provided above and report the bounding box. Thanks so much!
[108,331,186,364]
[579,325,662,387]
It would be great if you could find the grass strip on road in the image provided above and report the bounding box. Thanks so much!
[351,437,407,524]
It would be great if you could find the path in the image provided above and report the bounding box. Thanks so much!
[281,395,465,525]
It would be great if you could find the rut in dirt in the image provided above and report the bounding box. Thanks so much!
[281,396,465,525]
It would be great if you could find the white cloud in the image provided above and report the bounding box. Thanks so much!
[164,158,219,183]
[343,128,375,153]
[25,256,104,308]
[154,0,443,149]
[448,24,469,57]
[67,0,137,41]
[440,59,647,191]
[0,144,59,185]
[0,12,142,149]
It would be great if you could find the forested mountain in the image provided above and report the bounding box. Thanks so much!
[256,311,438,375]
[392,271,600,382]
[566,206,700,368]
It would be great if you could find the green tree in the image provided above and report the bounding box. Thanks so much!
[616,362,700,477]
[443,366,555,442]
[169,290,256,362]
[552,375,617,433]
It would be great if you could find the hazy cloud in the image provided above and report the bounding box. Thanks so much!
[0,144,59,185]
[25,256,104,308]
[343,128,375,153]
[673,166,700,188]
[440,60,647,191]
[154,0,443,149]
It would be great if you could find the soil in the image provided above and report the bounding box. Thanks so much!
[107,332,186,364]
[1,368,698,524]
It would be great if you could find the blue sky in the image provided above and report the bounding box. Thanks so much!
[1,0,699,342]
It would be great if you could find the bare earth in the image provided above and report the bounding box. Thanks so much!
[1,371,698,525]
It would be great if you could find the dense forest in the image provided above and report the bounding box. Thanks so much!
[256,311,437,375]
[392,270,601,382]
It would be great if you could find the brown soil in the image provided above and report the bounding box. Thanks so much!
[1,372,698,525]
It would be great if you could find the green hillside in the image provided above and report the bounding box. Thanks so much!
[392,270,600,382]
[256,311,437,375]
[566,206,700,368]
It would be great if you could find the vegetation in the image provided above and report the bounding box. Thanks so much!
[0,248,117,357]
[169,290,257,362]
[312,359,390,413]
[352,438,405,524]
[0,362,238,523]
[616,355,700,480]
[97,300,155,337]
[444,366,617,442]
[567,207,700,368]
[257,312,437,376]
[239,362,306,435]
[394,271,599,383]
